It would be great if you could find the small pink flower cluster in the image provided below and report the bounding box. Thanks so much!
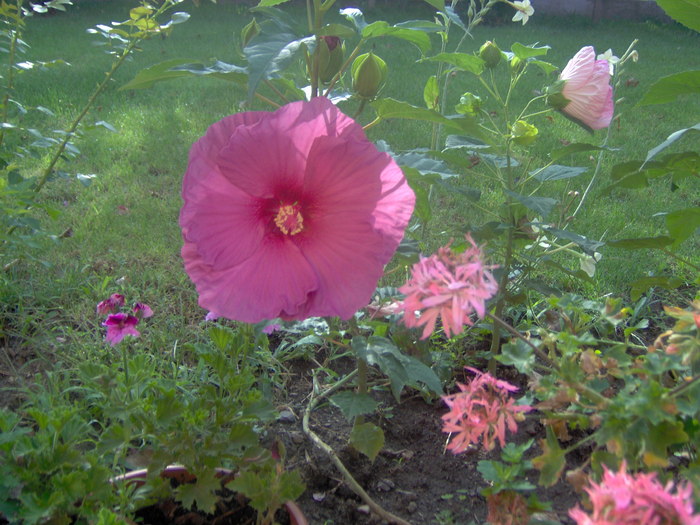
[97,293,153,346]
[399,235,498,339]
[570,463,700,525]
[442,367,532,453]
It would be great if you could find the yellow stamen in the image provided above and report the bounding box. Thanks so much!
[274,203,304,235]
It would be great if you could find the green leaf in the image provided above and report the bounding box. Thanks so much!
[175,469,220,513]
[505,190,557,219]
[639,70,700,106]
[531,164,587,182]
[394,151,458,180]
[532,426,565,487]
[666,207,700,246]
[643,124,700,165]
[644,421,689,467]
[511,42,550,59]
[76,173,96,187]
[316,23,356,38]
[120,59,247,90]
[536,225,604,256]
[607,236,674,250]
[339,7,367,32]
[423,75,439,109]
[655,0,700,32]
[329,391,379,421]
[93,120,117,133]
[371,98,458,128]
[496,339,535,374]
[424,52,485,75]
[349,421,385,462]
[629,276,684,301]
[444,6,468,34]
[423,0,445,10]
[549,142,608,162]
[529,59,557,75]
[362,22,431,54]
[245,31,314,101]
[257,0,292,6]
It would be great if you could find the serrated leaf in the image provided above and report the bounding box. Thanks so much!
[511,42,550,59]
[329,391,379,421]
[531,164,587,182]
[530,59,557,74]
[535,225,604,256]
[505,190,557,219]
[349,421,384,462]
[444,6,468,33]
[175,469,220,513]
[496,339,535,374]
[639,70,700,106]
[424,52,484,75]
[121,59,246,90]
[394,151,457,180]
[629,276,684,301]
[549,142,608,162]
[532,426,565,487]
[655,0,700,32]
[607,236,674,250]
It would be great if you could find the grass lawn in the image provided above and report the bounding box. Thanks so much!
[3,0,698,359]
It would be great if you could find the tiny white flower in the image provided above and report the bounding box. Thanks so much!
[597,48,619,75]
[511,0,534,25]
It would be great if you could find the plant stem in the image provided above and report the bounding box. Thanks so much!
[302,371,412,525]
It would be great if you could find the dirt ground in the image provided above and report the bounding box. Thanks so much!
[270,357,580,525]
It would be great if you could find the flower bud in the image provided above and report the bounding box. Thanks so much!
[455,92,482,116]
[510,56,525,75]
[544,79,569,109]
[510,120,538,145]
[240,18,260,49]
[318,36,344,84]
[479,41,501,69]
[351,52,387,99]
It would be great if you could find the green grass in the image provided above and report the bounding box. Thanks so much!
[2,0,698,358]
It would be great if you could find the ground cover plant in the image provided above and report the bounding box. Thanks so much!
[1,0,699,524]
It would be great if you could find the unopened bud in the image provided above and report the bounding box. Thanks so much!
[510,120,538,146]
[479,41,501,69]
[241,18,260,49]
[318,36,344,84]
[351,52,387,99]
[510,56,525,75]
[455,92,482,116]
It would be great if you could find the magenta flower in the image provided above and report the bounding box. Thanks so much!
[96,293,125,315]
[558,46,614,130]
[133,303,153,319]
[441,367,532,453]
[569,462,700,525]
[398,235,498,339]
[180,97,414,323]
[102,313,140,346]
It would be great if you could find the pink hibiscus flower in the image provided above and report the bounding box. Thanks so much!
[96,293,125,315]
[132,302,153,319]
[569,462,700,525]
[399,235,498,339]
[103,313,140,346]
[180,97,415,323]
[558,46,614,130]
[442,367,532,452]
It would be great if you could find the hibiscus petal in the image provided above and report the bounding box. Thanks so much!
[182,237,319,322]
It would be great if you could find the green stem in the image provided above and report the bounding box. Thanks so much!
[0,2,22,151]
[302,372,412,525]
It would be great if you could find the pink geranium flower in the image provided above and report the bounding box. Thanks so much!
[180,97,415,323]
[132,303,153,319]
[569,462,700,525]
[442,367,532,452]
[102,313,140,346]
[96,293,125,315]
[558,46,614,130]
[398,235,498,339]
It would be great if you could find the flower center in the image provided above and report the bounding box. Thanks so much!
[274,203,304,235]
